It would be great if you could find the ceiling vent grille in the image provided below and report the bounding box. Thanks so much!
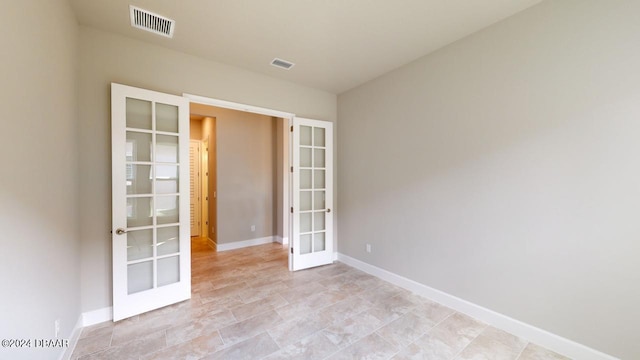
[271,58,295,70]
[129,5,175,38]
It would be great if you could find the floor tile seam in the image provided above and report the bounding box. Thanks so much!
[72,329,110,358]
[318,330,399,360]
[381,311,457,360]
[374,311,444,351]
[260,330,283,359]
[314,305,406,354]
[75,329,119,360]
[163,325,224,350]
[372,331,406,355]
[218,311,284,347]
[231,305,282,323]
[483,329,530,355]
[265,312,343,355]
[513,341,532,360]
[448,322,490,360]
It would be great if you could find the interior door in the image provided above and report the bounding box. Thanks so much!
[189,140,201,237]
[291,117,333,271]
[111,83,191,321]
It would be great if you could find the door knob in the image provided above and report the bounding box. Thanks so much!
[115,228,127,235]
[326,208,331,213]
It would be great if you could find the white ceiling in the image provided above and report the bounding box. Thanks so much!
[70,0,542,94]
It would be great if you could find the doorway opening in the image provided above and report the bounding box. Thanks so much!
[188,102,290,257]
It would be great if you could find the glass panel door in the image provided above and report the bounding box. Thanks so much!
[111,83,191,321]
[291,118,333,271]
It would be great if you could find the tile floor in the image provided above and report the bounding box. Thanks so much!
[71,238,570,360]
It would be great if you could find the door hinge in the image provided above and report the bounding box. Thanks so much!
[290,125,293,132]
[290,166,293,173]
[290,207,293,213]
[290,247,293,254]
[206,196,208,200]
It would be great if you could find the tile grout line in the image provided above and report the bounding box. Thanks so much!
[514,341,531,360]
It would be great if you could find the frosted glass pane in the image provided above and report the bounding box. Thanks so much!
[314,191,325,210]
[314,170,325,189]
[300,148,312,167]
[314,212,325,231]
[156,135,178,163]
[156,196,179,224]
[300,126,312,146]
[156,165,178,194]
[126,98,152,130]
[127,229,153,261]
[301,191,312,211]
[158,256,180,287]
[300,213,311,233]
[126,132,152,162]
[301,169,312,189]
[300,234,312,254]
[127,165,152,195]
[314,232,326,252]
[127,197,153,227]
[157,226,179,256]
[156,103,178,133]
[314,127,325,147]
[128,261,153,294]
[314,149,325,168]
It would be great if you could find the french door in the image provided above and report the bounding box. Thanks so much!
[111,83,191,321]
[291,117,334,271]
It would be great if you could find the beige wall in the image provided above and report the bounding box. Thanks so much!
[338,1,640,358]
[192,106,277,244]
[190,119,203,140]
[0,1,80,359]
[77,26,336,312]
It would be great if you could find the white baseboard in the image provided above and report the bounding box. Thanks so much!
[58,315,83,360]
[216,236,276,252]
[337,253,618,360]
[82,307,113,327]
[274,236,289,245]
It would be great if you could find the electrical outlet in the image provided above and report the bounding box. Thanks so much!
[54,319,60,338]
[366,244,372,253]
[251,225,256,232]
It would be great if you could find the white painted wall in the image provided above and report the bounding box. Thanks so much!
[0,1,80,359]
[77,27,337,313]
[338,1,640,358]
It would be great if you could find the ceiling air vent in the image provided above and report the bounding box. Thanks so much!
[129,5,175,38]
[271,58,295,70]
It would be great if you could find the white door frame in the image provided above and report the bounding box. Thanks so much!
[183,93,295,254]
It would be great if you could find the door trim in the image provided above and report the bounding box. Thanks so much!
[182,93,295,258]
[182,93,295,119]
